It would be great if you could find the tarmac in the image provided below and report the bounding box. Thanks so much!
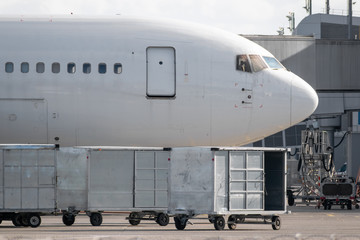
[0,204,360,240]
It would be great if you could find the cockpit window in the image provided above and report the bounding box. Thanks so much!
[236,55,252,73]
[249,55,267,72]
[262,56,284,69]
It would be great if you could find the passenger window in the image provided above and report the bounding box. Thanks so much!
[52,63,60,73]
[249,55,267,72]
[98,63,106,74]
[68,63,76,73]
[83,63,91,74]
[21,62,29,73]
[114,63,122,74]
[36,62,45,73]
[236,55,252,73]
[5,62,14,73]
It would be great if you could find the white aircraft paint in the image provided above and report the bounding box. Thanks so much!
[0,16,318,147]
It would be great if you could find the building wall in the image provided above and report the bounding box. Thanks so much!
[316,40,360,90]
[246,36,360,91]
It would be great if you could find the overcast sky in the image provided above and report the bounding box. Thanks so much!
[0,0,358,35]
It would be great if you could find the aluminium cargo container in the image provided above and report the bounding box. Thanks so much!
[168,147,287,230]
[0,145,170,227]
[0,145,287,231]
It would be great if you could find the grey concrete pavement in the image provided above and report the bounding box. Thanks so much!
[0,206,360,239]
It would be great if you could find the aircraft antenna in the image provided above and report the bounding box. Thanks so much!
[286,12,295,33]
[326,0,330,14]
[304,0,312,15]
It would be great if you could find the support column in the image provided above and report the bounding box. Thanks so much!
[347,132,353,177]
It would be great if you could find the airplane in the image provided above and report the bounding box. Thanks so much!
[0,16,318,147]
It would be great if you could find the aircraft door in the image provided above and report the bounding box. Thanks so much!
[146,47,176,97]
[0,99,48,144]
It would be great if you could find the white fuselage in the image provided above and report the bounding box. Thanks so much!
[0,16,318,147]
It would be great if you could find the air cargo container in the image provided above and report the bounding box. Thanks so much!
[0,145,287,230]
[168,147,287,230]
[0,145,170,227]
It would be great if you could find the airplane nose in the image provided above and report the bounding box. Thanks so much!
[291,75,318,125]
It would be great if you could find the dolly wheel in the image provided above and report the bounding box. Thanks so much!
[21,214,30,227]
[29,214,41,228]
[214,216,225,230]
[90,212,103,226]
[227,215,236,230]
[156,213,169,226]
[62,213,75,226]
[12,214,22,227]
[272,216,281,230]
[129,212,141,226]
[174,216,188,230]
[287,190,295,206]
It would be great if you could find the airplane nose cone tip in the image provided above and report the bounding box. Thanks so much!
[291,78,319,125]
[309,88,319,112]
